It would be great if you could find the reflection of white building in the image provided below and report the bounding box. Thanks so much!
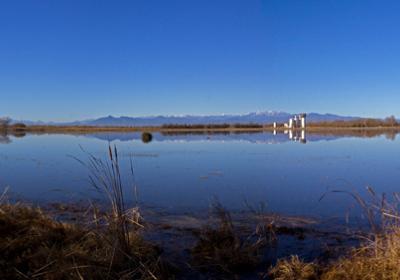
[288,129,307,143]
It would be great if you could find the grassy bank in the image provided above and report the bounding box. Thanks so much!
[0,203,170,280]
[2,199,400,279]
[0,199,322,279]
[3,187,400,279]
[269,228,400,280]
[268,190,400,280]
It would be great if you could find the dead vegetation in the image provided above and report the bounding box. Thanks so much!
[0,203,169,280]
[0,146,172,280]
[269,255,318,280]
[4,185,400,279]
[308,116,399,129]
[269,188,400,280]
[269,228,400,280]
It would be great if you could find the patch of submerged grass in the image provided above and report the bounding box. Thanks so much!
[190,201,275,276]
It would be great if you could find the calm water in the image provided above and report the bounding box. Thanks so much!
[1,132,399,220]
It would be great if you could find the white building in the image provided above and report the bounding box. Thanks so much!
[288,113,307,129]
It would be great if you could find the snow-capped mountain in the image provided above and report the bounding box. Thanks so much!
[9,111,361,126]
[63,111,360,126]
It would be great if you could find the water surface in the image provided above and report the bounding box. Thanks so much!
[1,131,399,221]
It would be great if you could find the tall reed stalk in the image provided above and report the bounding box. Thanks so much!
[75,145,140,258]
[0,186,9,205]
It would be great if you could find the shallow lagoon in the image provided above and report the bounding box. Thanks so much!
[1,131,399,221]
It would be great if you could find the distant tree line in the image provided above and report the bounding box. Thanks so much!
[161,118,400,129]
[0,117,27,132]
[161,123,265,129]
[309,116,398,128]
[232,123,264,129]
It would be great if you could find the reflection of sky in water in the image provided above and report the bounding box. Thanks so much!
[0,132,400,220]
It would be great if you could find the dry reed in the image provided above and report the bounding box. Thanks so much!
[269,188,400,280]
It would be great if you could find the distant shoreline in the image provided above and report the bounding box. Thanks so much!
[13,124,400,134]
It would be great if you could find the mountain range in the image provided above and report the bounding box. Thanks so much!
[13,111,361,126]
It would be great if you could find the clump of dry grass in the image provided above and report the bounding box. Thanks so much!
[74,145,143,259]
[269,255,318,280]
[0,203,166,280]
[270,229,400,280]
[269,188,400,280]
[0,146,172,279]
[320,227,400,280]
[191,201,274,275]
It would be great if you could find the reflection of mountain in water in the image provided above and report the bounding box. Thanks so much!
[84,131,347,144]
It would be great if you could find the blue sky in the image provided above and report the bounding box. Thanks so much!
[1,0,399,121]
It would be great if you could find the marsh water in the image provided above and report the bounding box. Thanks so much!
[1,131,400,223]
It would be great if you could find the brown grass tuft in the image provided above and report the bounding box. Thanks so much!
[270,189,400,280]
[270,229,400,280]
[0,203,169,280]
[321,228,400,280]
[269,255,318,280]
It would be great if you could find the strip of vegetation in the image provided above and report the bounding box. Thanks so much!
[0,204,170,280]
[269,229,400,280]
[2,189,400,279]
[2,115,400,134]
[161,123,265,129]
[162,123,231,129]
[308,116,399,128]
[0,117,27,133]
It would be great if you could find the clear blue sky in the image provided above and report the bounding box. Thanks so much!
[1,0,399,121]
